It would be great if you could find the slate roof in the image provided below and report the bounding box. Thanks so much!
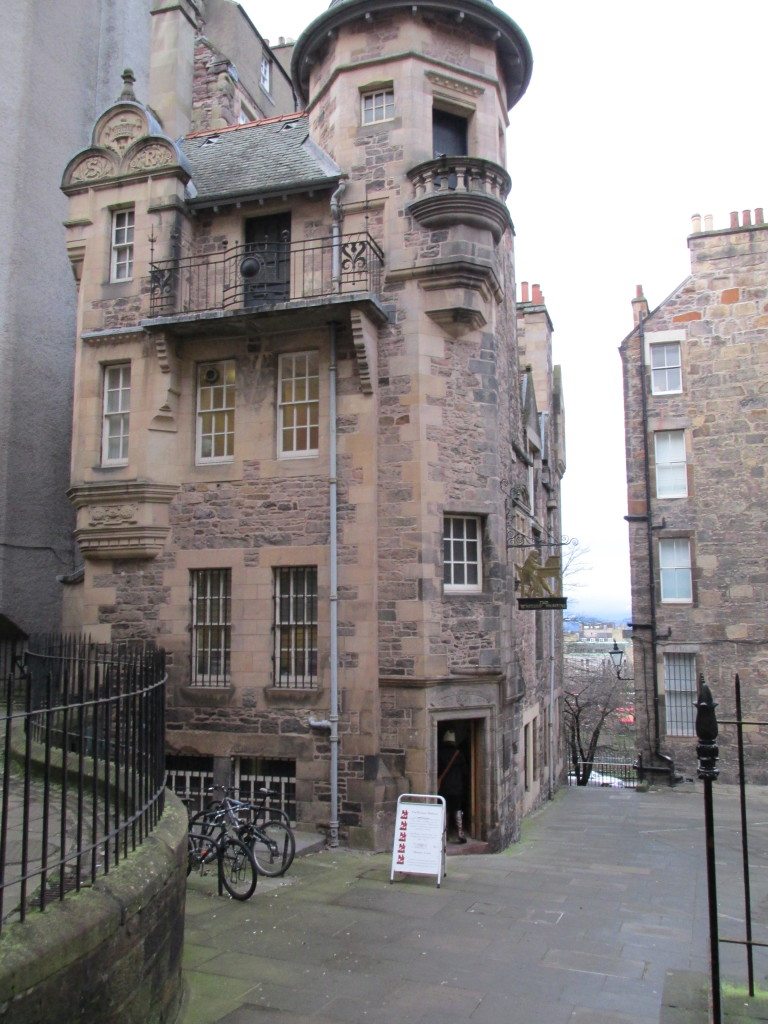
[180,114,341,207]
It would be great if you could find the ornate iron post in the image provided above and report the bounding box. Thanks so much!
[695,676,721,1024]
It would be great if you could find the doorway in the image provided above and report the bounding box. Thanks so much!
[437,719,478,842]
[243,213,291,305]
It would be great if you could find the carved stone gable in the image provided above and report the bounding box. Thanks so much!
[99,111,146,155]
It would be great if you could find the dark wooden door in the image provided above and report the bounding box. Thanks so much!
[243,213,291,304]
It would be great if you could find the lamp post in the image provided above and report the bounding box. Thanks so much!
[608,641,626,679]
[696,677,721,1024]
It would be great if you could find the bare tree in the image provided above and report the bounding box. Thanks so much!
[563,657,631,784]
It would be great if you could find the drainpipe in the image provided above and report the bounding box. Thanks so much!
[637,315,675,780]
[327,322,341,847]
[311,323,340,847]
[331,179,347,292]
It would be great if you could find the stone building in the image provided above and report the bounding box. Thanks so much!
[60,0,566,849]
[0,0,151,639]
[620,209,768,783]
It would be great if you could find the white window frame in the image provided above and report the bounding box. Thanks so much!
[655,429,688,498]
[196,360,235,464]
[101,363,131,466]
[273,567,318,688]
[361,88,394,125]
[110,209,134,282]
[649,341,682,395]
[191,569,231,686]
[443,515,482,593]
[260,56,272,93]
[278,352,319,458]
[659,538,692,603]
[664,653,697,736]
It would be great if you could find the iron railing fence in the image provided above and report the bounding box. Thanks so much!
[0,635,166,933]
[148,232,384,317]
[567,760,638,789]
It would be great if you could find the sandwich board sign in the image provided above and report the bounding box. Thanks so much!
[390,793,446,887]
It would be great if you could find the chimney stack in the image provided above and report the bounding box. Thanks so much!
[632,285,649,326]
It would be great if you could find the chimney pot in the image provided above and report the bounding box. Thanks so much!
[704,214,713,231]
[756,208,765,225]
[730,211,739,228]
[691,214,702,233]
[532,283,543,304]
[635,285,644,299]
[521,281,529,302]
[743,209,752,227]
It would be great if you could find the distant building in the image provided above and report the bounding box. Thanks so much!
[59,0,566,849]
[621,209,768,783]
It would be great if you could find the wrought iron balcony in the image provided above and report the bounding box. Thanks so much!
[407,157,512,242]
[148,232,384,318]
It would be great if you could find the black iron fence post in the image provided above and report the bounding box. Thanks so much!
[733,673,755,996]
[695,675,721,1024]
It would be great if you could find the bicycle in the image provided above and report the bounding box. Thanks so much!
[187,821,258,901]
[190,786,296,877]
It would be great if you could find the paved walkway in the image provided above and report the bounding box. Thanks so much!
[179,784,768,1024]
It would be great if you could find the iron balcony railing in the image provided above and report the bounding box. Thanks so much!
[567,760,638,789]
[0,635,167,933]
[148,232,384,317]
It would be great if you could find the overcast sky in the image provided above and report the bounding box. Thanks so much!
[242,0,768,620]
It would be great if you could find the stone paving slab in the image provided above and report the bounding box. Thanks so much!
[179,784,768,1023]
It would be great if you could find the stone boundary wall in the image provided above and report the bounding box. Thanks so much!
[0,792,188,1024]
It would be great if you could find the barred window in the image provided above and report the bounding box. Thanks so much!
[102,363,131,465]
[274,567,317,688]
[659,538,692,603]
[191,569,231,686]
[110,209,134,282]
[655,430,687,497]
[278,352,319,457]
[443,515,482,592]
[664,653,696,736]
[197,361,235,463]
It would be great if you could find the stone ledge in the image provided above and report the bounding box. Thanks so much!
[0,792,188,1024]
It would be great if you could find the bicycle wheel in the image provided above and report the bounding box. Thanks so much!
[249,819,295,877]
[219,836,257,900]
[187,831,217,877]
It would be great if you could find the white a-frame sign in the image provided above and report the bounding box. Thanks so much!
[390,793,446,888]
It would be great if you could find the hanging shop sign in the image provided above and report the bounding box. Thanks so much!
[516,553,567,610]
[390,793,446,888]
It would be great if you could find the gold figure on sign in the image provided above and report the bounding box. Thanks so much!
[517,552,562,598]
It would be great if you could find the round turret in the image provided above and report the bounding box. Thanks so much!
[291,0,532,110]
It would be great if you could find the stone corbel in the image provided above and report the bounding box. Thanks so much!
[150,335,181,431]
[349,308,378,394]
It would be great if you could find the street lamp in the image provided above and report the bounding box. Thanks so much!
[609,641,628,679]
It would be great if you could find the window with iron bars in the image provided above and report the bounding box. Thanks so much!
[233,757,297,824]
[166,754,214,815]
[191,568,231,686]
[273,567,317,688]
[664,653,697,736]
